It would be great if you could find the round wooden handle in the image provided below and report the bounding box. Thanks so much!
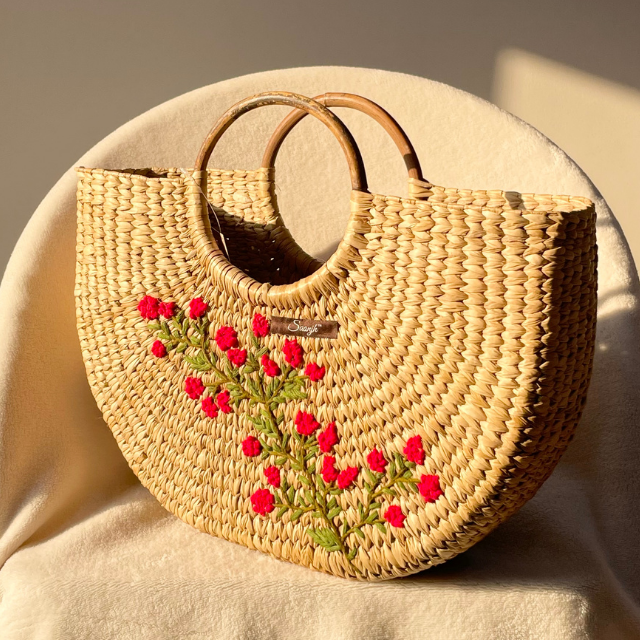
[261,92,424,182]
[194,91,367,191]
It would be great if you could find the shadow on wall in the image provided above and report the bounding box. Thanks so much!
[492,48,640,271]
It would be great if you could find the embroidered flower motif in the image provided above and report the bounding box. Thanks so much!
[261,354,281,377]
[304,362,326,382]
[138,295,160,319]
[283,339,304,368]
[242,435,262,457]
[384,505,405,528]
[404,435,425,465]
[337,466,358,490]
[215,326,238,351]
[318,422,338,453]
[264,466,281,488]
[216,390,232,414]
[151,340,167,358]
[321,456,339,484]
[201,396,218,418]
[189,297,208,319]
[158,301,176,318]
[227,348,247,367]
[367,449,388,473]
[185,376,205,399]
[418,474,443,502]
[252,313,269,337]
[143,301,441,568]
[251,488,275,515]
[295,411,320,436]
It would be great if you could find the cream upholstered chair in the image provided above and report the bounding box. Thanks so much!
[1,67,639,638]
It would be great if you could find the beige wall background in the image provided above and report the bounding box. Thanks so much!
[1,0,639,276]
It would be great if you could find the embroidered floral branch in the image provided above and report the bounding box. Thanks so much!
[139,295,443,572]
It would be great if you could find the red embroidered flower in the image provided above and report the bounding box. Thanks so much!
[151,340,167,358]
[337,466,358,490]
[201,396,218,418]
[227,348,247,367]
[295,411,320,436]
[215,326,238,351]
[189,297,208,319]
[185,376,205,399]
[242,435,262,457]
[384,505,406,528]
[261,354,281,377]
[283,339,304,368]
[138,295,160,319]
[321,456,339,484]
[318,422,338,453]
[367,449,388,473]
[264,466,281,488]
[404,435,425,465]
[251,488,274,515]
[304,362,326,382]
[158,301,176,318]
[418,474,443,502]
[252,313,269,337]
[216,390,232,414]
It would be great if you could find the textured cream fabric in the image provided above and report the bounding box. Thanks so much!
[1,67,639,638]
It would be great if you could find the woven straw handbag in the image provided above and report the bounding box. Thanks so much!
[75,91,598,580]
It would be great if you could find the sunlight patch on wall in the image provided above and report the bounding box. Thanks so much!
[493,48,640,267]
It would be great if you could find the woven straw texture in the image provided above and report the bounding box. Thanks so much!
[75,157,597,580]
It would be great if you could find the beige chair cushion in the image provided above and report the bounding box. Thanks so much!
[1,66,639,639]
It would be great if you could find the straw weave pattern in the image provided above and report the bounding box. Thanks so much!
[75,165,597,580]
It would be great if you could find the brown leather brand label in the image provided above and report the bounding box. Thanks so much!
[270,316,339,340]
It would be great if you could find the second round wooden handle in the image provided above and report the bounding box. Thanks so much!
[261,92,424,183]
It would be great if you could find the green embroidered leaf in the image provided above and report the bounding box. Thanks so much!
[327,507,342,519]
[158,331,170,341]
[375,523,387,534]
[307,528,341,552]
[176,342,188,353]
[311,511,322,519]
[251,335,260,350]
[291,510,303,522]
[403,469,413,479]
[347,549,357,561]
[299,475,310,486]
[388,461,397,478]
[260,450,269,460]
[327,498,337,510]
[276,507,288,519]
[317,477,326,492]
[354,528,365,539]
[287,487,295,503]
[382,488,397,496]
[147,323,161,331]
[275,457,287,466]
[304,490,314,504]
[409,483,419,493]
[370,502,381,510]
[365,470,378,485]
[256,346,268,357]
[161,321,170,335]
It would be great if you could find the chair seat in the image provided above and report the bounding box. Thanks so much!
[1,66,639,639]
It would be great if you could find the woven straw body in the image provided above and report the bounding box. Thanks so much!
[75,164,597,580]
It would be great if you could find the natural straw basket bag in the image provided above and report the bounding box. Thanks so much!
[75,91,598,580]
